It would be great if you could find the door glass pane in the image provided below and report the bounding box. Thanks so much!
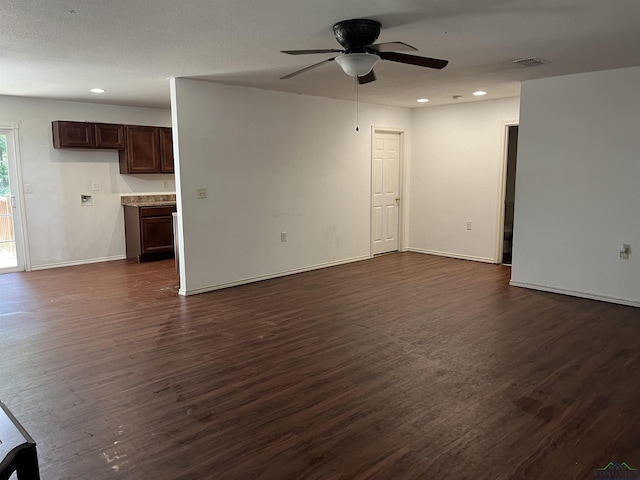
[0,133,17,269]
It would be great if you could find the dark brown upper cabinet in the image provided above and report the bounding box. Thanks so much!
[119,126,160,174]
[52,121,124,149]
[159,127,174,173]
[52,121,94,148]
[52,120,174,174]
[118,126,174,175]
[94,123,125,149]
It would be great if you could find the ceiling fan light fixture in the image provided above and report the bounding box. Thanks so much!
[335,53,380,77]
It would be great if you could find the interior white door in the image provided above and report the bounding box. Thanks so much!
[372,132,400,255]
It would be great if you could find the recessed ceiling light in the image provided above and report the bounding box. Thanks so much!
[473,90,487,96]
[417,98,429,103]
[90,88,106,94]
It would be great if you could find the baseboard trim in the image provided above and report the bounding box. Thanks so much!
[407,248,495,264]
[31,255,127,271]
[179,255,371,296]
[509,280,640,308]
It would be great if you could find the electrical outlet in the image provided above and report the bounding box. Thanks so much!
[162,181,169,189]
[467,221,472,230]
[91,182,100,191]
[197,188,208,199]
[281,232,287,242]
[24,183,32,194]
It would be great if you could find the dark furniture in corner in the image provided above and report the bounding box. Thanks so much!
[0,401,40,480]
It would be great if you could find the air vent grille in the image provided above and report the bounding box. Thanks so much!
[513,57,548,67]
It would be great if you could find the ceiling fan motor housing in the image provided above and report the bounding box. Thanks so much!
[332,19,381,51]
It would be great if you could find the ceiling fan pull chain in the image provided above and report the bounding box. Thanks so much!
[355,75,359,132]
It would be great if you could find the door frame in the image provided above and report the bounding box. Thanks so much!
[0,124,30,272]
[370,126,409,257]
[494,120,519,264]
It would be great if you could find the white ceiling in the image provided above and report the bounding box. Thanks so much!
[1,0,639,109]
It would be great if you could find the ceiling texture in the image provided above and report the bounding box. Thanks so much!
[1,0,639,109]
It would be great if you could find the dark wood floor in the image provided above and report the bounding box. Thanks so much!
[1,253,639,479]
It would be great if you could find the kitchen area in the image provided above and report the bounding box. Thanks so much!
[52,119,179,266]
[21,108,182,272]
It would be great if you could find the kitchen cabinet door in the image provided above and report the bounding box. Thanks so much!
[52,121,95,148]
[140,216,174,254]
[94,123,124,149]
[159,127,174,173]
[120,126,160,174]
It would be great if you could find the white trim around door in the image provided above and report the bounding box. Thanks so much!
[0,124,30,273]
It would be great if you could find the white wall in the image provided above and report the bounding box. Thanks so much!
[409,97,520,262]
[511,66,640,307]
[0,95,172,269]
[170,79,411,295]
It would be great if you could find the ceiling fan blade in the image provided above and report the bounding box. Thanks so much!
[280,57,336,80]
[368,41,417,52]
[379,51,448,69]
[358,70,376,85]
[281,49,343,55]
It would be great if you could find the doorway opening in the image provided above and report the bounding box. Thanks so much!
[501,124,519,265]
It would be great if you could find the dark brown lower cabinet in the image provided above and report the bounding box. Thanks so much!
[124,205,176,262]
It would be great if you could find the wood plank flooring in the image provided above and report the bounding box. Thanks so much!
[1,253,639,479]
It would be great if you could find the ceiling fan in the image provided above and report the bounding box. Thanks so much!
[280,18,448,84]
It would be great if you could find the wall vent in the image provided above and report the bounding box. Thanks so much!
[513,57,549,67]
